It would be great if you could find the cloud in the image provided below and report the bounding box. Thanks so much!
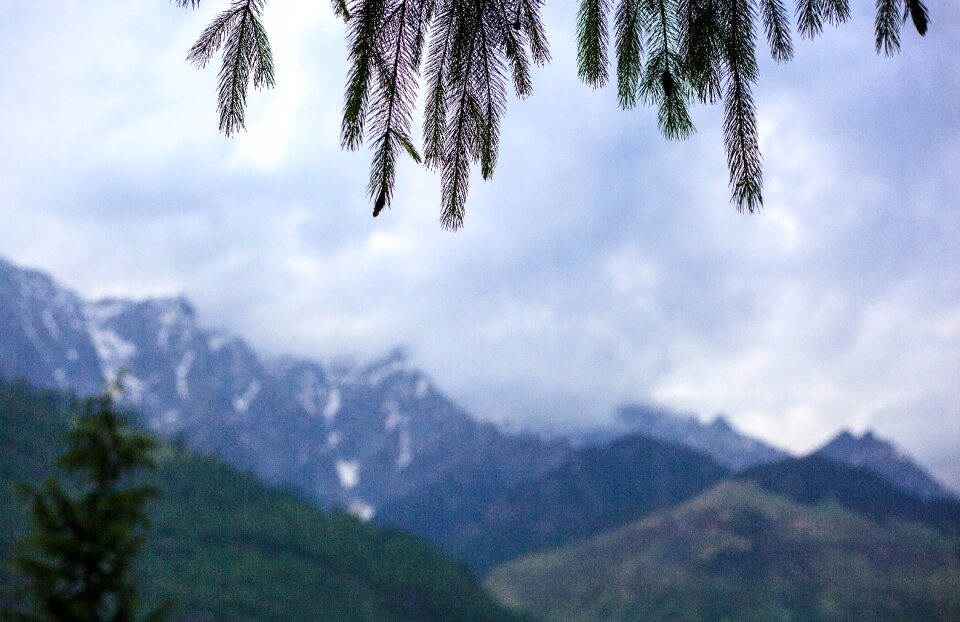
[1,0,957,487]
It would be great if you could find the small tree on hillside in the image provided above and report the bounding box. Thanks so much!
[3,395,168,622]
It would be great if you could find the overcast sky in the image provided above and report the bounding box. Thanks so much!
[1,1,957,488]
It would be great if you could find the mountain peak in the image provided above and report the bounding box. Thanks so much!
[709,414,733,432]
[609,403,786,471]
[816,429,955,500]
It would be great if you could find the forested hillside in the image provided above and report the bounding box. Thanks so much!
[487,481,960,622]
[0,378,525,622]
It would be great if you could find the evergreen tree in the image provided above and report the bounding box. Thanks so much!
[3,395,167,622]
[176,0,929,227]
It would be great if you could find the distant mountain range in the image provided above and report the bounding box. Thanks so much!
[1,254,954,540]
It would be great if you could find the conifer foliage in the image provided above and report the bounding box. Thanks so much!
[178,0,929,226]
[3,395,167,622]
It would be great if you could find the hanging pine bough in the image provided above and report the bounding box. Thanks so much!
[177,0,929,229]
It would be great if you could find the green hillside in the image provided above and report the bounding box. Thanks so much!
[0,379,525,622]
[379,432,728,573]
[486,480,960,622]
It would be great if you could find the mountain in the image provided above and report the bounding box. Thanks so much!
[0,379,527,622]
[378,432,729,573]
[738,455,960,536]
[0,256,569,518]
[485,481,960,622]
[567,403,787,471]
[0,257,103,395]
[815,429,957,500]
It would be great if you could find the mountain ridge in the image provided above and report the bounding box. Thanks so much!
[2,255,953,527]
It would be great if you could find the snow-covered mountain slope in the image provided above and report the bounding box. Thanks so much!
[0,258,103,395]
[0,257,569,517]
[815,430,957,500]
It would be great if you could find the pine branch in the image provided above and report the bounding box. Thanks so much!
[615,0,644,108]
[821,0,851,26]
[761,0,794,62]
[875,0,901,54]
[186,5,243,68]
[638,0,694,139]
[218,8,253,135]
[186,0,274,137]
[904,0,929,36]
[180,0,932,224]
[342,0,389,150]
[680,0,723,104]
[249,10,276,90]
[440,1,482,229]
[475,11,508,179]
[488,0,532,98]
[720,0,763,212]
[516,0,550,65]
[365,0,430,216]
[423,1,456,169]
[795,0,824,38]
[578,0,612,88]
[369,0,413,216]
[332,0,352,21]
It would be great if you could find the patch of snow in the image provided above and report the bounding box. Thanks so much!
[365,359,407,386]
[323,388,341,423]
[398,427,412,469]
[86,301,129,324]
[42,309,60,339]
[232,380,261,414]
[22,321,42,349]
[335,459,360,490]
[154,300,193,350]
[175,351,194,399]
[161,409,180,426]
[348,500,375,522]
[383,400,403,431]
[123,374,147,404]
[326,431,343,449]
[382,400,412,469]
[87,322,137,379]
[208,333,229,352]
[415,377,429,398]
[296,371,322,416]
[67,348,79,362]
